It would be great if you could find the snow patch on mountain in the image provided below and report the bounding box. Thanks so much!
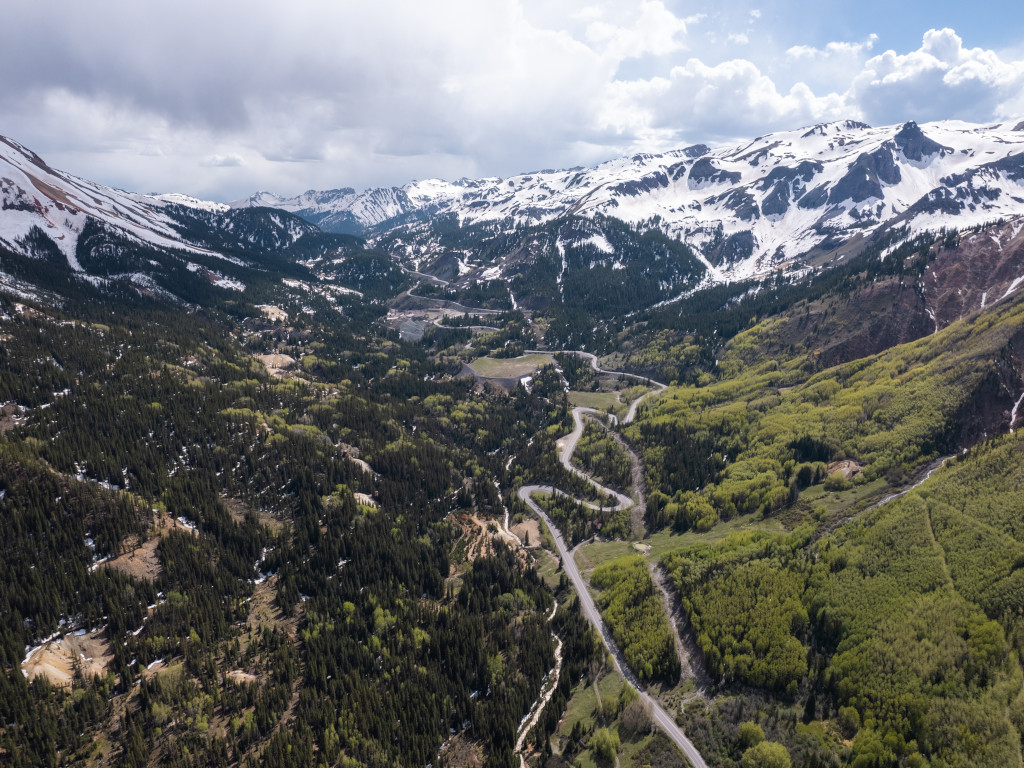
[230,185,415,229]
[0,270,46,302]
[154,193,230,213]
[186,262,245,291]
[582,233,614,254]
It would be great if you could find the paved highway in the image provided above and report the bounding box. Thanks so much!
[516,364,707,768]
[505,348,707,765]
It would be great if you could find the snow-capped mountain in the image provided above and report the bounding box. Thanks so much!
[0,135,229,271]
[0,135,398,305]
[236,119,1024,282]
[6,118,1024,312]
[231,187,416,234]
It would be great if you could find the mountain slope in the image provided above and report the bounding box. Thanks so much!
[233,187,414,234]
[0,137,409,306]
[8,123,1024,768]
[0,136,225,269]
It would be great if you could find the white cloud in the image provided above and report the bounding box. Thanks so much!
[849,28,1024,124]
[0,3,1022,201]
[787,34,877,60]
[617,58,847,141]
[585,1,690,61]
[0,0,622,196]
[200,154,245,168]
[609,27,1024,151]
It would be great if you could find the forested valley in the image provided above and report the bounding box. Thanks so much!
[3,206,1024,768]
[0,240,606,768]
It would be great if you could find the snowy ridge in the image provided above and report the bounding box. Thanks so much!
[7,118,1024,298]
[230,185,416,230]
[153,193,230,213]
[239,119,1024,283]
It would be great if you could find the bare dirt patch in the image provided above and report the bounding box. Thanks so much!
[438,732,485,767]
[256,352,296,377]
[512,519,541,547]
[244,577,299,640]
[22,629,112,687]
[103,537,162,581]
[450,513,520,563]
[221,496,284,534]
[227,669,259,685]
[142,658,172,681]
[350,456,376,475]
[22,167,77,210]
[470,514,524,557]
[0,403,27,434]
[465,515,495,561]
[221,496,252,524]
[339,443,378,478]
[102,512,196,581]
[827,459,863,480]
[256,305,288,322]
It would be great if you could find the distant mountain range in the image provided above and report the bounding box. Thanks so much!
[3,118,1024,309]
[231,119,1024,282]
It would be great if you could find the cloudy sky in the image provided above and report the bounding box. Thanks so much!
[2,1,1023,201]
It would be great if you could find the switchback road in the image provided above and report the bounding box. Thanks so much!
[558,407,634,511]
[504,349,708,765]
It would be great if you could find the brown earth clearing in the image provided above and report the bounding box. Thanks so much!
[22,629,112,687]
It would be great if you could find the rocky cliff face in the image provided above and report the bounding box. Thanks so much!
[921,219,1024,330]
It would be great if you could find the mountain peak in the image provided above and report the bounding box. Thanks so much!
[6,118,1024,291]
[800,119,872,138]
[0,132,220,269]
[230,190,284,208]
[154,193,230,213]
[893,121,950,162]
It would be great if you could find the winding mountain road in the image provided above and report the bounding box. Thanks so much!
[403,286,505,315]
[514,354,708,768]
[558,407,635,510]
